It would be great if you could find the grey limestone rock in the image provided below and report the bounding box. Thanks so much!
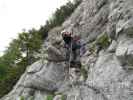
[2,0,133,100]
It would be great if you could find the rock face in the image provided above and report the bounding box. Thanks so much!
[1,45,67,100]
[1,0,133,100]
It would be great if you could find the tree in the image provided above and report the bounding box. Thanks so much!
[18,29,43,65]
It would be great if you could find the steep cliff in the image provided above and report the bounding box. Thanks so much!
[1,0,133,100]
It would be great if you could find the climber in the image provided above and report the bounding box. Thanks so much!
[61,30,82,69]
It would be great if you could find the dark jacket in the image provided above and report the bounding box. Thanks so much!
[63,36,80,51]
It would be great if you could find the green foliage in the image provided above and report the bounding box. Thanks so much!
[0,29,42,98]
[80,65,88,81]
[46,95,54,100]
[88,33,110,54]
[96,33,110,49]
[18,29,43,65]
[20,96,25,100]
[51,1,75,26]
[61,95,67,100]
[0,59,7,79]
[0,38,27,97]
[88,42,97,54]
[0,65,26,98]
[39,0,81,39]
[19,96,33,100]
[29,96,34,100]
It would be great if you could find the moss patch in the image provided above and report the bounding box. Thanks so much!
[61,95,67,100]
[95,32,110,49]
[80,65,88,81]
[20,96,25,100]
[46,95,54,100]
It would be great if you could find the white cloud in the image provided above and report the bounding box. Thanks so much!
[0,0,72,55]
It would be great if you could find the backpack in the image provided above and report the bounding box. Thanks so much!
[73,35,86,56]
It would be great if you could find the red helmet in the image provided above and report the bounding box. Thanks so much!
[61,30,72,37]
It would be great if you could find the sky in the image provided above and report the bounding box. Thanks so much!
[0,0,72,56]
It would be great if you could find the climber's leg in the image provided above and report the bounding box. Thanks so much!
[75,49,81,68]
[65,48,70,61]
[70,49,81,69]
